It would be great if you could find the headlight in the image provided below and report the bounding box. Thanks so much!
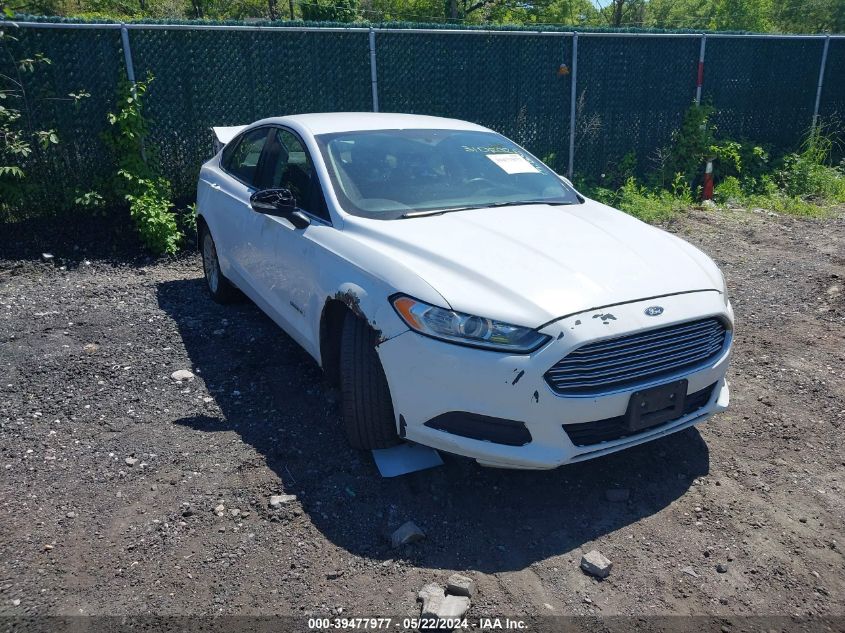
[391,295,550,353]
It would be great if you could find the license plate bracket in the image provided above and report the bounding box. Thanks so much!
[625,379,688,433]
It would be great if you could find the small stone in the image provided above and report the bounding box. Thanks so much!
[125,457,138,467]
[605,488,630,502]
[41,253,54,262]
[229,508,240,517]
[417,583,470,620]
[716,563,728,573]
[83,343,99,354]
[702,200,717,210]
[446,573,475,598]
[214,504,226,514]
[66,512,76,518]
[799,517,808,523]
[433,594,470,619]
[269,494,297,508]
[170,369,195,382]
[580,550,612,579]
[681,565,699,578]
[12,599,21,606]
[391,521,426,548]
[44,544,54,551]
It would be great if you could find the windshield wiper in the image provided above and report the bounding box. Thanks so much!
[400,200,575,219]
[486,200,576,207]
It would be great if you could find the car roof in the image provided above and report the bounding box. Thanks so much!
[250,112,492,136]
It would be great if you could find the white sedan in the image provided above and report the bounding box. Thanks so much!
[196,113,733,470]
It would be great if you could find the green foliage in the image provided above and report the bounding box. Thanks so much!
[713,0,771,31]
[121,170,181,254]
[585,173,692,223]
[0,28,88,213]
[10,0,841,31]
[776,124,845,203]
[713,175,742,203]
[663,103,714,188]
[74,189,107,210]
[709,139,769,193]
[105,74,182,255]
[300,0,358,21]
[104,73,155,195]
[600,150,637,191]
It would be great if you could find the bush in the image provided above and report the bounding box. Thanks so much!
[713,176,743,204]
[587,173,692,223]
[775,124,845,202]
[104,74,182,255]
[121,171,181,255]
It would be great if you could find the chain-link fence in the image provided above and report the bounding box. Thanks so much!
[1,18,843,218]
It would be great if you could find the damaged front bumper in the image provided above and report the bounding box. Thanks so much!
[377,291,733,470]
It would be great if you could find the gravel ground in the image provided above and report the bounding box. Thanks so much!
[0,207,843,623]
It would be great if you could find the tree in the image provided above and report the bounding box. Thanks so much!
[301,0,359,21]
[713,0,771,31]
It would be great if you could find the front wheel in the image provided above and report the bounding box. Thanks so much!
[200,226,239,304]
[339,311,400,449]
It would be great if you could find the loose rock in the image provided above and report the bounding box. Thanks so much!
[269,494,297,508]
[580,550,612,579]
[716,563,728,573]
[170,369,195,382]
[446,572,475,598]
[418,583,470,620]
[391,521,426,548]
[124,457,138,467]
[681,566,699,578]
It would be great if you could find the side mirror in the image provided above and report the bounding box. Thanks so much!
[249,188,310,229]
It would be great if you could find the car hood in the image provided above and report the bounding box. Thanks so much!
[343,199,724,327]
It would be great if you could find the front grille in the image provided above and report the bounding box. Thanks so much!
[563,382,717,447]
[544,317,728,396]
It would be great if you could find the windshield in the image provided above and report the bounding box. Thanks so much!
[315,129,581,219]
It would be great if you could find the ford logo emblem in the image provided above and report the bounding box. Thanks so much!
[644,306,664,317]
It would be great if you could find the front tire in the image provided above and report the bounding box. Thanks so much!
[339,311,400,449]
[200,226,239,304]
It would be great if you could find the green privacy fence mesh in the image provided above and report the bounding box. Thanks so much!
[377,31,572,173]
[702,37,825,153]
[130,28,373,196]
[574,35,702,180]
[1,18,842,219]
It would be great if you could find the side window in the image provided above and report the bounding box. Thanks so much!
[222,127,270,186]
[260,129,330,222]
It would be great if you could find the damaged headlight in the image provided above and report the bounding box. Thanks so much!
[391,295,550,353]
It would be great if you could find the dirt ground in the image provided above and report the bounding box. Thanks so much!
[1,206,843,626]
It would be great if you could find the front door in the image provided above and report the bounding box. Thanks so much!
[248,127,333,350]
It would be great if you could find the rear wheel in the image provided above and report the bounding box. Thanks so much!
[200,226,239,304]
[339,311,400,449]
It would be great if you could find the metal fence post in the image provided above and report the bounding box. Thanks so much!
[368,28,379,113]
[120,25,137,87]
[567,32,578,180]
[695,34,706,105]
[120,25,146,163]
[812,35,830,129]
